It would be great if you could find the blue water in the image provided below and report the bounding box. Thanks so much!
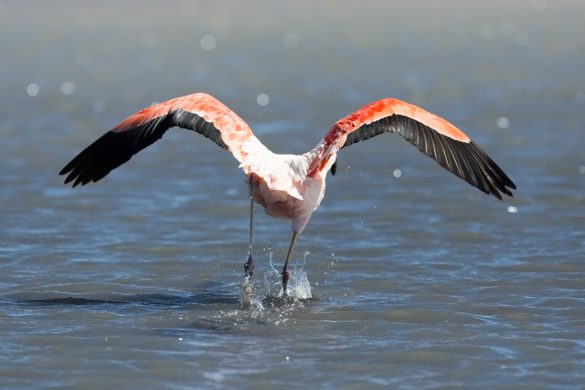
[1,1,584,388]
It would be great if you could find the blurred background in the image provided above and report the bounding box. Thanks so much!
[1,1,584,388]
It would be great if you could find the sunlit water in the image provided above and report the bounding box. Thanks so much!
[1,1,584,388]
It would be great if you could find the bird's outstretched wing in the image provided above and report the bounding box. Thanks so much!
[316,98,516,199]
[60,93,253,187]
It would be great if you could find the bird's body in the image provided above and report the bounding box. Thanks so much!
[244,144,331,233]
[60,92,515,298]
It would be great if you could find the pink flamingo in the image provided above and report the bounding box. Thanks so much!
[60,93,516,296]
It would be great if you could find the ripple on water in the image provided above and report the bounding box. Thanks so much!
[2,2,585,388]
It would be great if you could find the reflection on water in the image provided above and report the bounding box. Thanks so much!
[1,0,585,388]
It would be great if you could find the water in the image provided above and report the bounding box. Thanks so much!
[1,1,584,388]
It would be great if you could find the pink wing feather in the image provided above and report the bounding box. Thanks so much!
[314,98,515,199]
[60,93,253,187]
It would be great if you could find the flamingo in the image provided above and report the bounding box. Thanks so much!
[60,93,516,297]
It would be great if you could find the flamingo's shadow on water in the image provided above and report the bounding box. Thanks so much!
[12,281,313,309]
[12,281,241,309]
[5,281,315,333]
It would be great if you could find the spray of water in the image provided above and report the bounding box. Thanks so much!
[267,249,312,299]
[240,248,312,310]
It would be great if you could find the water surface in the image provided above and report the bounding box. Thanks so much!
[1,1,584,388]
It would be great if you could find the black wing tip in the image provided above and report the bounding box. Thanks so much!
[60,159,118,188]
[467,141,516,201]
[485,174,515,200]
[481,175,516,201]
[59,154,94,188]
[59,129,138,189]
[59,163,79,187]
[59,168,88,188]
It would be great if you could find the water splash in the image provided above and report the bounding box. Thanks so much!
[239,249,313,309]
[240,276,266,313]
[287,265,312,299]
[240,275,254,310]
[267,249,312,299]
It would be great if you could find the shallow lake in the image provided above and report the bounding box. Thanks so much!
[1,1,584,388]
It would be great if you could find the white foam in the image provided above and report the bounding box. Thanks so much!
[285,267,312,299]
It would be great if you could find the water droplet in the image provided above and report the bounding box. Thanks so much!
[496,116,510,129]
[257,93,270,106]
[60,81,75,95]
[393,168,402,178]
[200,34,216,51]
[285,356,290,361]
[27,83,39,97]
[507,206,518,214]
[578,166,585,174]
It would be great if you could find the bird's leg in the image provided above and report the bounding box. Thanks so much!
[281,230,299,297]
[242,177,255,309]
[244,180,255,278]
